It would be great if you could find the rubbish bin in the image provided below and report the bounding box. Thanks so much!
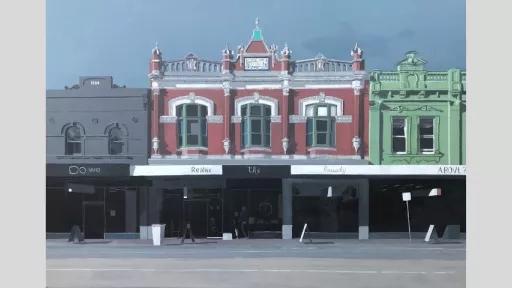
[151,224,166,246]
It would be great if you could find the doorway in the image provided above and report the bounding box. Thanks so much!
[82,201,105,239]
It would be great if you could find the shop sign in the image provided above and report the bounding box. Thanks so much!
[291,165,467,175]
[223,165,290,178]
[46,164,130,177]
[131,165,223,176]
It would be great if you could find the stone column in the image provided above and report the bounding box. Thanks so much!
[281,78,290,154]
[282,179,293,239]
[358,179,369,240]
[151,84,160,156]
[222,81,231,154]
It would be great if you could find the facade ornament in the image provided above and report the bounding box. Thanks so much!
[222,138,230,154]
[222,81,231,96]
[319,92,326,102]
[316,56,326,71]
[282,79,290,96]
[152,137,160,155]
[352,136,361,155]
[281,42,291,56]
[186,57,197,71]
[282,138,289,154]
[253,92,261,103]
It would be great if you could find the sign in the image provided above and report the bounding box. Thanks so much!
[290,165,466,175]
[46,164,130,177]
[244,57,269,70]
[222,165,290,178]
[402,192,411,202]
[424,225,438,242]
[131,165,222,176]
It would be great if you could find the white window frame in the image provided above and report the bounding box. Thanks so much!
[419,117,435,154]
[392,117,407,154]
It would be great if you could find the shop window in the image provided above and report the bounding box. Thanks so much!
[392,117,407,154]
[241,103,271,148]
[177,103,208,147]
[65,124,83,155]
[306,103,336,147]
[419,117,435,154]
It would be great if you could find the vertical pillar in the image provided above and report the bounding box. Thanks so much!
[282,179,293,239]
[125,189,137,233]
[369,86,383,164]
[222,81,231,154]
[151,85,160,156]
[358,178,369,240]
[281,81,290,154]
[138,187,149,226]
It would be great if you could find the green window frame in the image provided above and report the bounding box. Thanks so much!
[241,103,271,148]
[177,104,208,148]
[306,104,336,147]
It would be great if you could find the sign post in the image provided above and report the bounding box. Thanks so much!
[402,192,412,243]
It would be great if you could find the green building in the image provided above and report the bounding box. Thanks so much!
[369,51,466,165]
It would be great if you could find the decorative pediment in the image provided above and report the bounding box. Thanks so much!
[397,51,427,71]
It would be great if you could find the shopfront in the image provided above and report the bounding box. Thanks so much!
[46,164,148,239]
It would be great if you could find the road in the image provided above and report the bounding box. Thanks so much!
[47,238,465,288]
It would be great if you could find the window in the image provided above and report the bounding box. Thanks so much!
[177,104,207,147]
[241,103,271,148]
[108,126,125,155]
[419,117,435,154]
[392,117,407,154]
[306,104,336,147]
[65,125,83,155]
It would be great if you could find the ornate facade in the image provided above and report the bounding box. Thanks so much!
[148,21,369,162]
[369,51,466,165]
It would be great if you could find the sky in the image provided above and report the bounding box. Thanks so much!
[46,0,466,89]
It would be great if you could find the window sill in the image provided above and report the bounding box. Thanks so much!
[241,147,272,154]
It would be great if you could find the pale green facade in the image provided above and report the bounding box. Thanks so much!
[369,52,466,165]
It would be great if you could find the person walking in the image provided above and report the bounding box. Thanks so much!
[239,206,249,239]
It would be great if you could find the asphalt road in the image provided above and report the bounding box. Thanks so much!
[46,238,465,288]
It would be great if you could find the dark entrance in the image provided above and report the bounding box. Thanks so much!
[292,182,359,238]
[224,179,282,238]
[82,201,105,239]
[161,188,223,238]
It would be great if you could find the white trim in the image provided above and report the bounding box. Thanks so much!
[175,84,223,88]
[299,95,343,116]
[234,94,279,116]
[168,94,214,116]
[304,84,353,88]
[245,84,282,89]
[290,165,466,176]
[131,165,222,176]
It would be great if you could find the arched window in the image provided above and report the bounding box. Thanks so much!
[241,103,271,148]
[65,124,83,155]
[108,126,126,155]
[306,104,336,147]
[177,104,207,148]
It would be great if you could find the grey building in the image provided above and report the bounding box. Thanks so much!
[46,76,150,239]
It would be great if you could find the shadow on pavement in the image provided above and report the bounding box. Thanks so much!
[79,241,112,245]
[303,241,335,245]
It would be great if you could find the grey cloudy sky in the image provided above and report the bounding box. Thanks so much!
[47,0,465,89]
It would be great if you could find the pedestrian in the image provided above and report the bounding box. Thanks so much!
[239,206,249,239]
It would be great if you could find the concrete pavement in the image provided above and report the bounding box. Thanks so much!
[47,238,465,288]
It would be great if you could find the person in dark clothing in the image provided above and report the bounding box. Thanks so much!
[239,206,249,238]
[181,221,195,244]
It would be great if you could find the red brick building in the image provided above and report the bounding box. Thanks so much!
[148,21,369,159]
